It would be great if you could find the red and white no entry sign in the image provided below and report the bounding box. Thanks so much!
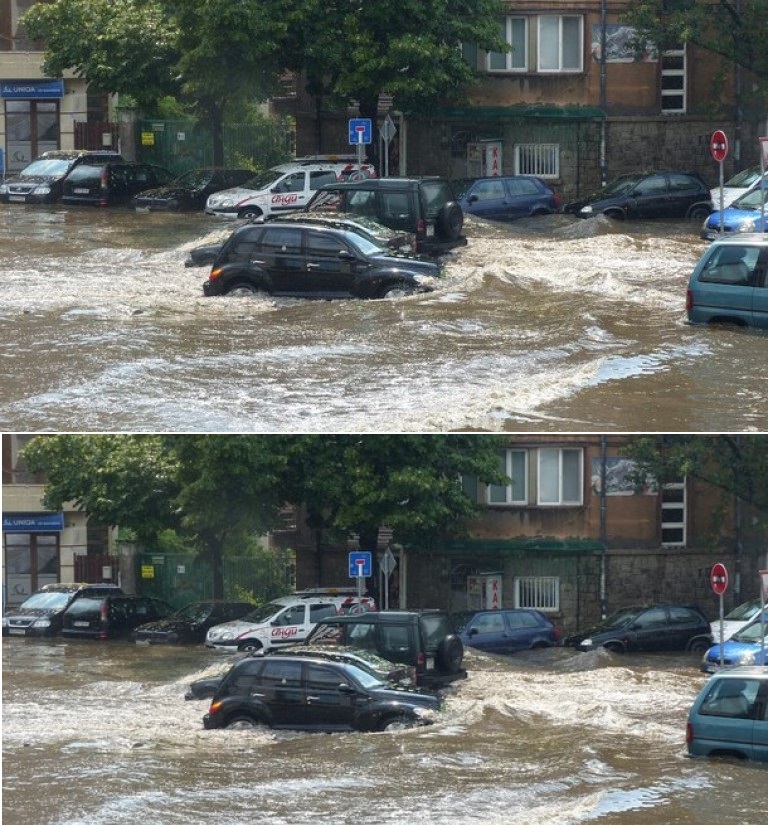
[710,562,728,595]
[710,130,728,162]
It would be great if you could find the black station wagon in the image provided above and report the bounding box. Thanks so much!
[202,221,440,299]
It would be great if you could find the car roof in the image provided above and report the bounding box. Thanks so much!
[317,609,445,624]
[316,177,447,191]
[40,582,121,592]
[706,666,768,680]
[709,233,768,247]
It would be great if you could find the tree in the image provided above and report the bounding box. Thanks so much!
[620,435,768,517]
[22,0,291,164]
[622,1,768,83]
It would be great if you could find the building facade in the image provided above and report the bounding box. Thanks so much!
[280,1,765,201]
[1,435,118,607]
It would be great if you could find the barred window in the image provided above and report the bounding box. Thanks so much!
[514,144,560,179]
[514,576,560,612]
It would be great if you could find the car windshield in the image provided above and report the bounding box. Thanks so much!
[724,166,761,188]
[599,607,643,628]
[16,591,73,610]
[241,602,287,623]
[175,169,215,187]
[173,602,215,622]
[342,229,387,256]
[601,175,645,195]
[19,158,74,177]
[242,169,284,190]
[731,615,767,644]
[344,662,387,689]
[725,599,761,621]
[730,185,768,211]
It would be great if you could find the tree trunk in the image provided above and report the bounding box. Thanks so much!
[357,96,380,171]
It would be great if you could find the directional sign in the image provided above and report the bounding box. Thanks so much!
[348,118,372,145]
[349,550,372,578]
[710,562,729,595]
[710,130,728,162]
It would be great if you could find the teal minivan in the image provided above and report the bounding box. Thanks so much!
[686,235,768,328]
[686,667,768,762]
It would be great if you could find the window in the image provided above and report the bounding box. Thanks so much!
[661,479,686,546]
[661,48,686,114]
[488,17,527,72]
[514,577,560,612]
[261,227,302,253]
[487,449,527,505]
[538,448,583,505]
[471,613,505,634]
[261,660,302,687]
[514,144,560,179]
[538,16,583,72]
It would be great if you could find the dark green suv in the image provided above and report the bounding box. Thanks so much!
[306,177,466,256]
[304,609,467,689]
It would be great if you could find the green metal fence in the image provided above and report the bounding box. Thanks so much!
[135,119,295,176]
[136,552,294,609]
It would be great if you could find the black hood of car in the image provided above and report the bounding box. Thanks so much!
[4,606,62,619]
[370,251,441,277]
[369,684,440,709]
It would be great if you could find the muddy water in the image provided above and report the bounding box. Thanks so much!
[2,638,766,825]
[2,205,766,432]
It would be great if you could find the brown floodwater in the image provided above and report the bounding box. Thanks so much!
[2,637,766,825]
[1,205,767,432]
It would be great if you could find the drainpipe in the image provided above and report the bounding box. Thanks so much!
[599,0,608,186]
[599,435,608,618]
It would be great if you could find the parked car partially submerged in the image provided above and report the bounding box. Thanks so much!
[701,180,768,240]
[709,598,763,643]
[455,608,561,655]
[564,603,711,653]
[686,666,768,762]
[564,171,712,220]
[710,165,764,209]
[455,175,560,222]
[700,610,767,673]
[132,600,255,644]
[133,167,254,211]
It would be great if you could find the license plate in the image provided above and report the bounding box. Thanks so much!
[9,627,26,635]
[426,225,435,237]
[73,188,91,194]
[9,195,26,202]
[426,656,435,670]
[73,621,91,627]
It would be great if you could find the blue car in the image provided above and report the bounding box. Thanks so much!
[701,180,768,240]
[700,610,767,673]
[454,608,560,655]
[686,235,768,329]
[455,176,560,222]
[686,666,768,762]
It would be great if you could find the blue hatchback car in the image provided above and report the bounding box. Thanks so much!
[686,235,768,329]
[686,666,768,762]
[700,610,767,673]
[454,176,560,222]
[454,608,560,655]
[701,180,768,240]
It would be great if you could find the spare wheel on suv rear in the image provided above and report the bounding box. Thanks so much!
[436,634,464,673]
[436,202,463,240]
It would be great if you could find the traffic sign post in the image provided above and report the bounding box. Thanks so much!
[349,550,373,600]
[711,562,729,666]
[711,130,728,234]
[760,568,768,666]
[349,118,372,167]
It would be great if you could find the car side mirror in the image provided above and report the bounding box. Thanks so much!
[468,194,479,203]
[338,683,357,694]
[338,250,355,260]
[468,627,479,636]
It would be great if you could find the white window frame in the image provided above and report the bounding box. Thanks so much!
[661,48,686,114]
[514,576,560,612]
[661,479,686,547]
[487,449,528,505]
[488,16,528,72]
[537,447,584,505]
[514,143,560,179]
[537,15,584,73]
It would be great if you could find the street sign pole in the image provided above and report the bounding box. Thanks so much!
[356,558,365,600]
[711,562,729,667]
[760,568,768,666]
[710,130,728,235]
[759,137,768,237]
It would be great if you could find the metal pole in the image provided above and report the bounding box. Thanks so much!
[719,592,724,668]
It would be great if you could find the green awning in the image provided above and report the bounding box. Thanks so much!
[426,105,605,121]
[439,538,606,556]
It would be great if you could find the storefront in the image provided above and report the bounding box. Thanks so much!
[1,78,63,173]
[2,511,64,607]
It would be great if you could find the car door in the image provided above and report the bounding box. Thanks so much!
[666,605,707,649]
[257,659,305,726]
[751,250,768,328]
[302,229,361,296]
[627,174,671,217]
[268,602,308,647]
[303,663,360,730]
[463,611,508,653]
[667,172,707,217]
[692,243,759,325]
[269,171,307,214]
[257,226,306,294]
[628,606,671,650]
[463,178,508,220]
[754,680,768,761]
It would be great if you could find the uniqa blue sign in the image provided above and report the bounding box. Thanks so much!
[2,512,65,532]
[0,79,65,99]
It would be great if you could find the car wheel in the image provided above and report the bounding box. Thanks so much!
[225,714,268,730]
[237,639,263,652]
[603,641,625,654]
[379,282,416,299]
[688,637,712,654]
[436,634,464,673]
[379,713,416,732]
[436,201,464,240]
[225,281,264,298]
[238,206,263,220]
[688,204,712,221]
[603,209,625,220]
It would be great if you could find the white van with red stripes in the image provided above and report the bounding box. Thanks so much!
[204,590,376,653]
[205,156,376,220]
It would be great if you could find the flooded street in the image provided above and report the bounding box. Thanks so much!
[2,205,767,432]
[3,637,766,825]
